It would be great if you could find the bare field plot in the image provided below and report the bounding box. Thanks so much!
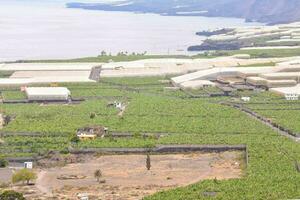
[36,152,242,199]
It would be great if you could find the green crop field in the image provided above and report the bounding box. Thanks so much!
[241,92,300,134]
[218,48,300,58]
[0,78,299,199]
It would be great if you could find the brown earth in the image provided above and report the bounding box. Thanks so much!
[31,151,243,200]
[0,168,13,184]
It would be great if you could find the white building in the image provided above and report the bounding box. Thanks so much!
[25,87,71,101]
[24,162,33,169]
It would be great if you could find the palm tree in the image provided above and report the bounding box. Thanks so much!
[94,169,102,182]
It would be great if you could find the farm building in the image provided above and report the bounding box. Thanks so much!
[25,87,71,102]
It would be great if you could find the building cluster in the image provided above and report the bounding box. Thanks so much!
[171,57,300,97]
[207,22,300,44]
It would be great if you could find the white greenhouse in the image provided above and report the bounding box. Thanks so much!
[25,87,71,101]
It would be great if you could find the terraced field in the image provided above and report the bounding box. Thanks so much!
[243,92,300,134]
[0,77,299,199]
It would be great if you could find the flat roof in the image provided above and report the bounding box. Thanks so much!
[0,63,100,71]
[25,87,71,95]
[270,84,300,95]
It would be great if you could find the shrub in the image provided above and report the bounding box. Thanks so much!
[59,148,70,154]
[12,169,37,185]
[0,190,25,200]
[94,169,102,182]
[0,157,8,168]
[133,132,141,138]
[90,112,96,119]
[70,135,80,144]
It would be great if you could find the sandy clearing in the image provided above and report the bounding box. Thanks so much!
[35,152,242,199]
[0,168,13,183]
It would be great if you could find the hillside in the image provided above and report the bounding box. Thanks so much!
[67,0,300,24]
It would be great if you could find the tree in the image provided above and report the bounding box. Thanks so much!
[94,169,102,182]
[12,169,37,185]
[0,156,8,168]
[0,190,25,200]
[146,154,151,171]
[100,50,107,56]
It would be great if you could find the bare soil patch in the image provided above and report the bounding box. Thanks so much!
[34,151,243,200]
[0,168,13,183]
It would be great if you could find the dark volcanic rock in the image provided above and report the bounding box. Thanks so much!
[196,28,234,37]
[188,40,241,51]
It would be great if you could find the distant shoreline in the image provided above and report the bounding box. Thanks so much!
[66,1,300,25]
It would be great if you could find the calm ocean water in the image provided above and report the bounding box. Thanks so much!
[0,0,262,61]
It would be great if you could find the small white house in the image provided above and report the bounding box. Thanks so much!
[241,97,251,102]
[24,162,33,169]
[285,93,299,100]
[25,87,71,101]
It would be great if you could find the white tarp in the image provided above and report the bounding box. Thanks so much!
[25,87,71,101]
[0,63,99,71]
[270,84,300,96]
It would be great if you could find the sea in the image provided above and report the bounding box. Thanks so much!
[0,0,262,61]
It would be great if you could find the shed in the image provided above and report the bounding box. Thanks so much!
[24,162,33,169]
[25,87,71,102]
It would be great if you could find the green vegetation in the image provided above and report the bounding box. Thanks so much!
[0,190,25,200]
[0,78,299,199]
[20,54,189,63]
[1,91,26,101]
[12,169,37,185]
[184,87,223,96]
[0,71,14,78]
[15,46,300,65]
[237,62,276,67]
[242,92,300,133]
[207,48,300,58]
[0,156,8,168]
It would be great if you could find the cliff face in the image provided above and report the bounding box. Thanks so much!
[67,0,300,24]
[246,0,300,24]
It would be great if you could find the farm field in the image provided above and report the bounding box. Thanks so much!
[0,77,299,199]
[241,92,300,134]
[196,48,300,59]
